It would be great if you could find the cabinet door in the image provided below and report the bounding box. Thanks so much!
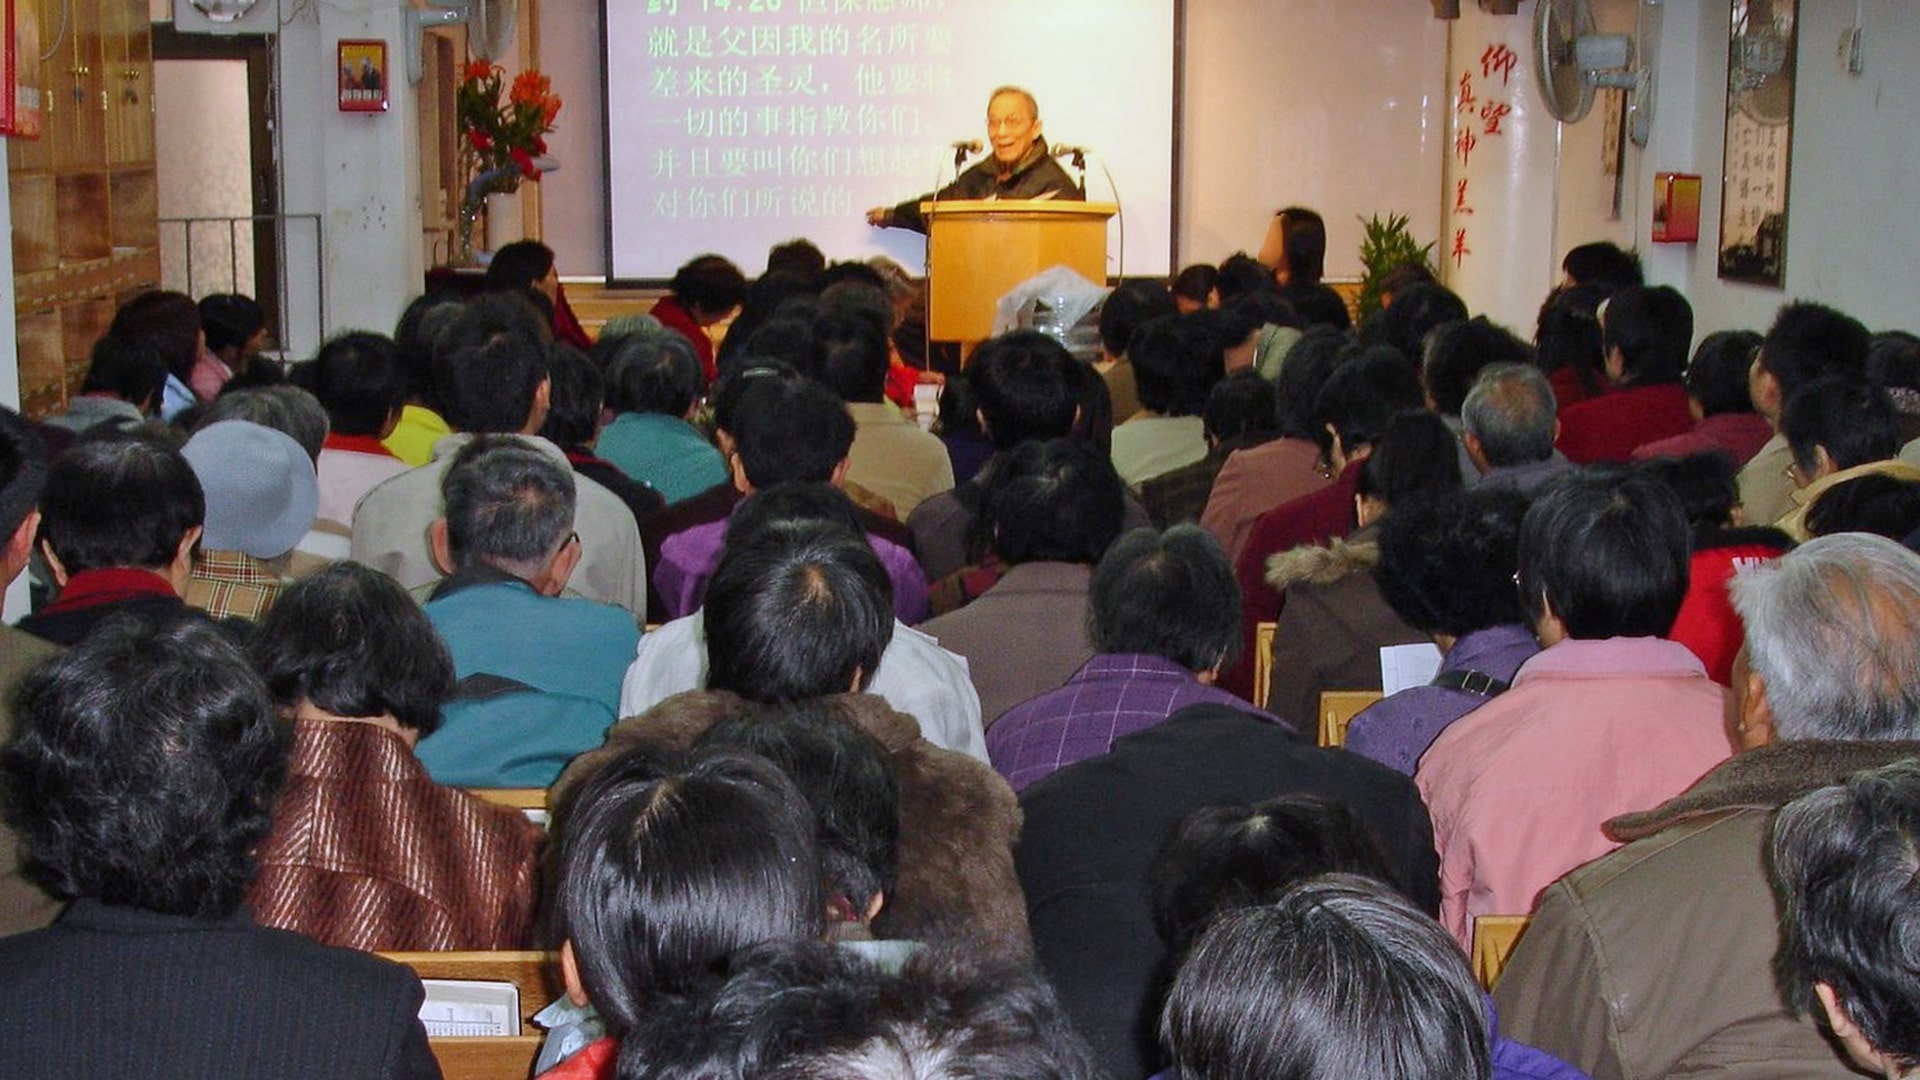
[104,0,151,166]
[50,0,106,171]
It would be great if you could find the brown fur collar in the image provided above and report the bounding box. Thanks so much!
[1266,535,1379,592]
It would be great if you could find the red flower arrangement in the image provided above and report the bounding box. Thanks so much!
[453,61,562,260]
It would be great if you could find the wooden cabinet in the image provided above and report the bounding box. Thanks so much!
[9,0,159,418]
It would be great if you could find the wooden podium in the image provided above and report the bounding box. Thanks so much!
[921,199,1118,351]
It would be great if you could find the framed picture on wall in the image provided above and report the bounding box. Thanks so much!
[338,40,389,114]
[1718,0,1796,287]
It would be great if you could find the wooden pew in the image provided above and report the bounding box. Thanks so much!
[1316,690,1383,748]
[380,950,562,1080]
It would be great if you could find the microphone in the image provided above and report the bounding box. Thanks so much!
[1051,144,1092,158]
[950,139,983,154]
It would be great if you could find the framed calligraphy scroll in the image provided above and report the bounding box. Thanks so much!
[1718,0,1796,287]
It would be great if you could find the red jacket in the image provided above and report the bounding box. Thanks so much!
[1667,528,1793,685]
[650,296,717,386]
[1557,383,1695,464]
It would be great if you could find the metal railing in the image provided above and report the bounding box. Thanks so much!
[157,213,326,352]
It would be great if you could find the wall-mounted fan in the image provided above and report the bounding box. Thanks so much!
[408,0,517,84]
[1533,0,1657,146]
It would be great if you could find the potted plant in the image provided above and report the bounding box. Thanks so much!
[1355,213,1435,322]
[454,61,562,264]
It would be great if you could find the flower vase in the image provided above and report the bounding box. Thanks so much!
[454,198,485,266]
[486,189,522,253]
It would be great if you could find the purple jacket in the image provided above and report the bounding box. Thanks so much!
[654,515,929,624]
[1344,623,1541,775]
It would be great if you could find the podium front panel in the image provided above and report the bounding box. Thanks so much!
[922,201,1115,344]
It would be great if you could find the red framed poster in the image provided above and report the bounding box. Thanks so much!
[338,39,389,113]
[1,0,44,139]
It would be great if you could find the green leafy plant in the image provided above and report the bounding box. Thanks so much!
[1356,213,1436,322]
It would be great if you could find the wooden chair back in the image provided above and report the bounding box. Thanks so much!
[1252,621,1277,709]
[1470,915,1531,991]
[380,950,561,1080]
[1316,690,1383,748]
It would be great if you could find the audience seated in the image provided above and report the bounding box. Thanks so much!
[1870,330,1920,448]
[416,437,639,786]
[0,408,58,936]
[1142,369,1278,527]
[1498,533,1920,1080]
[195,293,268,401]
[1200,325,1346,563]
[920,438,1126,728]
[40,336,164,441]
[649,252,746,386]
[1229,345,1423,698]
[1776,376,1918,541]
[196,383,329,459]
[0,616,438,1079]
[1363,281,1467,367]
[19,433,204,646]
[351,296,648,614]
[819,310,953,519]
[109,289,204,421]
[1264,411,1457,725]
[1422,315,1533,482]
[1098,279,1179,424]
[1556,285,1697,463]
[653,375,927,623]
[297,332,411,530]
[1639,454,1793,684]
[1561,241,1644,290]
[1804,472,1920,541]
[1631,329,1771,465]
[563,518,1027,953]
[1258,206,1352,329]
[1532,283,1612,412]
[593,326,728,504]
[382,294,464,465]
[1344,488,1535,775]
[247,562,542,950]
[1375,259,1439,310]
[1416,469,1731,945]
[1171,263,1219,315]
[1770,760,1920,1080]
[1461,363,1575,494]
[180,420,318,621]
[1110,314,1222,488]
[537,344,667,528]
[1738,301,1872,526]
[990,525,1282,791]
[483,239,593,350]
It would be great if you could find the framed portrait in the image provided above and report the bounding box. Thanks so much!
[338,39,389,114]
[1718,0,1796,287]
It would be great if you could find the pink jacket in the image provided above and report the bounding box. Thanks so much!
[1415,637,1731,947]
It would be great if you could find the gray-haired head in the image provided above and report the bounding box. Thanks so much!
[1730,533,1920,742]
[440,435,577,579]
[197,385,329,466]
[1462,363,1557,468]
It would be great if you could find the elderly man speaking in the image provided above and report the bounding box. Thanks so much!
[866,85,1082,234]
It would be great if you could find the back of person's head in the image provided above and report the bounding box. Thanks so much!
[1090,525,1240,672]
[718,277,819,376]
[1532,283,1609,392]
[0,615,285,919]
[481,240,555,294]
[819,278,895,340]
[1782,377,1901,476]
[1761,301,1872,401]
[604,324,703,418]
[253,562,455,737]
[1162,874,1493,1080]
[711,361,800,437]
[40,432,204,574]
[1422,316,1533,416]
[1685,329,1763,416]
[1150,796,1395,954]
[1377,487,1529,638]
[0,407,47,547]
[732,315,818,381]
[1868,330,1920,393]
[393,293,464,408]
[671,253,748,317]
[984,437,1126,567]
[1275,207,1329,284]
[538,344,606,449]
[1354,411,1463,509]
[698,701,900,924]
[1729,533,1920,742]
[1274,326,1352,439]
[814,310,892,404]
[1065,353,1118,454]
[1312,345,1424,458]
[1099,279,1179,359]
[1215,254,1278,307]
[1636,453,1741,539]
[440,435,576,577]
[301,330,407,437]
[731,375,855,487]
[1517,468,1690,640]
[1562,241,1644,289]
[726,482,867,553]
[1377,261,1437,306]
[1131,314,1223,418]
[1172,264,1220,311]
[967,330,1081,449]
[1227,288,1301,333]
[1204,369,1278,445]
[196,385,329,465]
[1366,283,1467,366]
[1806,474,1920,541]
[181,420,319,560]
[109,289,202,382]
[1461,363,1559,468]
[198,293,266,356]
[705,519,894,703]
[766,238,827,281]
[436,311,551,434]
[1771,760,1920,1077]
[78,335,167,411]
[1602,285,1693,385]
[553,745,824,1034]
